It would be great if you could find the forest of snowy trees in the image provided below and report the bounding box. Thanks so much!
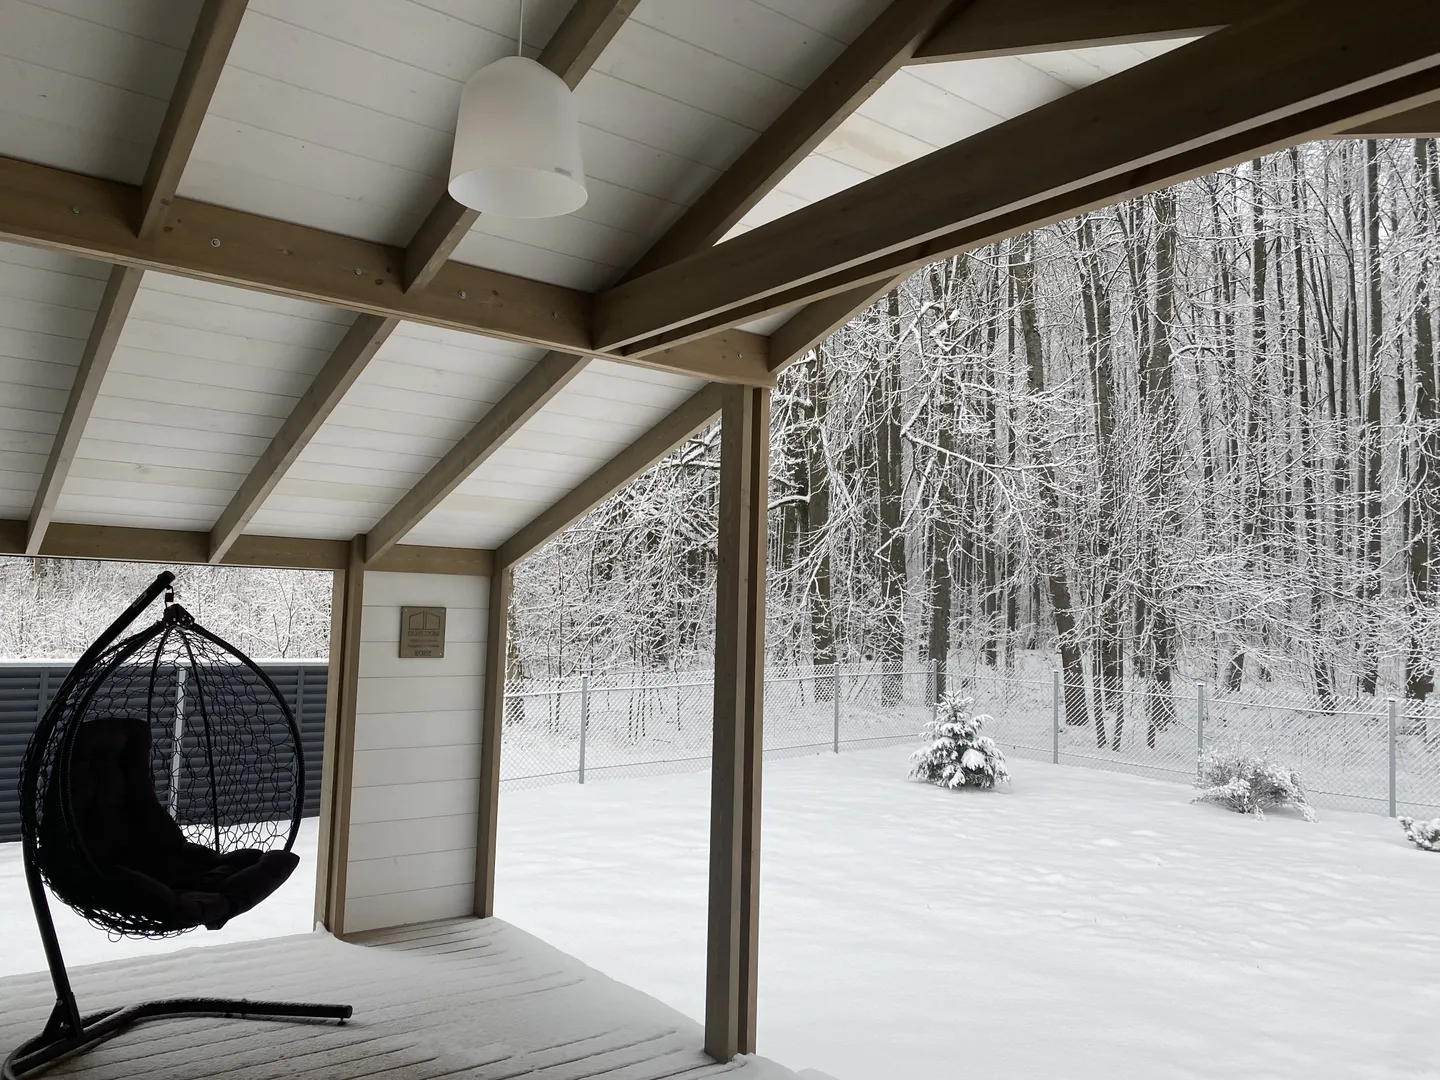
[514,138,1440,713]
[5,140,1439,721]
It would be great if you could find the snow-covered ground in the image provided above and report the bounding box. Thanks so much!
[4,749,1438,1079]
[495,750,1440,1080]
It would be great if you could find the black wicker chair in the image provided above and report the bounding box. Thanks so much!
[4,572,351,1080]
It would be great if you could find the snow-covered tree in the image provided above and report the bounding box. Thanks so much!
[1399,816,1440,851]
[910,695,1010,790]
[1192,744,1318,821]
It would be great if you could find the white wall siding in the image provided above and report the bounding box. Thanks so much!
[344,571,488,934]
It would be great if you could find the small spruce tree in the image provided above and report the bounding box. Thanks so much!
[1399,816,1440,852]
[1192,743,1317,821]
[911,695,1010,790]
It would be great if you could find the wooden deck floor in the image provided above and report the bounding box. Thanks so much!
[0,919,801,1080]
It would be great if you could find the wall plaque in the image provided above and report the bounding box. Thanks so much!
[399,606,446,658]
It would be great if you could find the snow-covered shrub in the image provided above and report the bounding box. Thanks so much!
[910,695,1010,790]
[1191,743,1317,821]
[1399,817,1440,852]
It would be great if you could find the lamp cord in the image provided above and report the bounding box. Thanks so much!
[517,0,524,56]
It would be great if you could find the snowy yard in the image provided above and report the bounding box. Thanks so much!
[4,749,1438,1079]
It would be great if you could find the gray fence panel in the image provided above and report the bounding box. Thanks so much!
[0,661,327,844]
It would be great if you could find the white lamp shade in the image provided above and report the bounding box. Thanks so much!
[448,55,587,219]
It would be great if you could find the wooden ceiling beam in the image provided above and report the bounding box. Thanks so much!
[1340,100,1440,138]
[912,0,1252,63]
[25,265,145,556]
[363,351,590,563]
[138,0,248,237]
[621,0,959,282]
[0,519,492,575]
[208,314,399,563]
[497,383,724,570]
[593,1,1440,352]
[402,0,640,292]
[0,155,769,383]
[768,278,907,374]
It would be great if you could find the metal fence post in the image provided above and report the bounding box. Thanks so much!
[1196,681,1207,783]
[578,676,590,785]
[1051,669,1061,764]
[833,665,842,754]
[1387,696,1398,817]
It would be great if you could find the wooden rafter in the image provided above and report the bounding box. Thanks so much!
[209,314,400,562]
[622,0,959,281]
[0,155,768,384]
[402,0,640,292]
[496,383,723,570]
[0,518,492,575]
[593,1,1440,352]
[363,351,590,563]
[912,0,1253,63]
[25,265,144,555]
[138,0,248,237]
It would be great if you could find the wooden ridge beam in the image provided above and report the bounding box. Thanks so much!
[912,0,1251,63]
[138,0,248,237]
[0,518,492,575]
[622,0,959,282]
[0,155,770,384]
[402,0,640,292]
[497,383,724,570]
[26,265,144,555]
[593,1,1440,352]
[210,314,399,562]
[364,351,590,563]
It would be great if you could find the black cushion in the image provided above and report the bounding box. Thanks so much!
[58,717,297,930]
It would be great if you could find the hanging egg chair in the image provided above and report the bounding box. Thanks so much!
[5,572,351,1080]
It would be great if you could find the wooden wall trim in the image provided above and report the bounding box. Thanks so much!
[315,539,365,936]
[475,567,510,919]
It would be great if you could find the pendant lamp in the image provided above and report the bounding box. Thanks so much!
[448,53,587,219]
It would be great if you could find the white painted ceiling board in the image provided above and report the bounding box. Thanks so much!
[0,0,198,184]
[731,38,1198,239]
[251,323,544,541]
[0,242,106,518]
[55,273,349,532]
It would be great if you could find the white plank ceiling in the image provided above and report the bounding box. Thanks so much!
[0,0,1199,551]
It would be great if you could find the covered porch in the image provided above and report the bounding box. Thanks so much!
[0,0,1437,1074]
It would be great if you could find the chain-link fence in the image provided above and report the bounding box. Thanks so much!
[501,664,1440,819]
[501,662,934,789]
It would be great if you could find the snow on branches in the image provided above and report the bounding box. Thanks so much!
[1192,744,1317,821]
[1399,817,1440,852]
[911,695,1010,790]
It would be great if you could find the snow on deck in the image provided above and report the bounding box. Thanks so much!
[0,919,800,1080]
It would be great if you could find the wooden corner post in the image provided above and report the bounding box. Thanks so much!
[475,566,512,918]
[705,385,770,1061]
[314,537,365,937]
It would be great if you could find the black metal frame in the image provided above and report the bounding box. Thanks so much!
[3,573,352,1080]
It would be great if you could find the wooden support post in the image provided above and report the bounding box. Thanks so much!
[314,538,365,937]
[705,385,770,1061]
[475,567,511,918]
